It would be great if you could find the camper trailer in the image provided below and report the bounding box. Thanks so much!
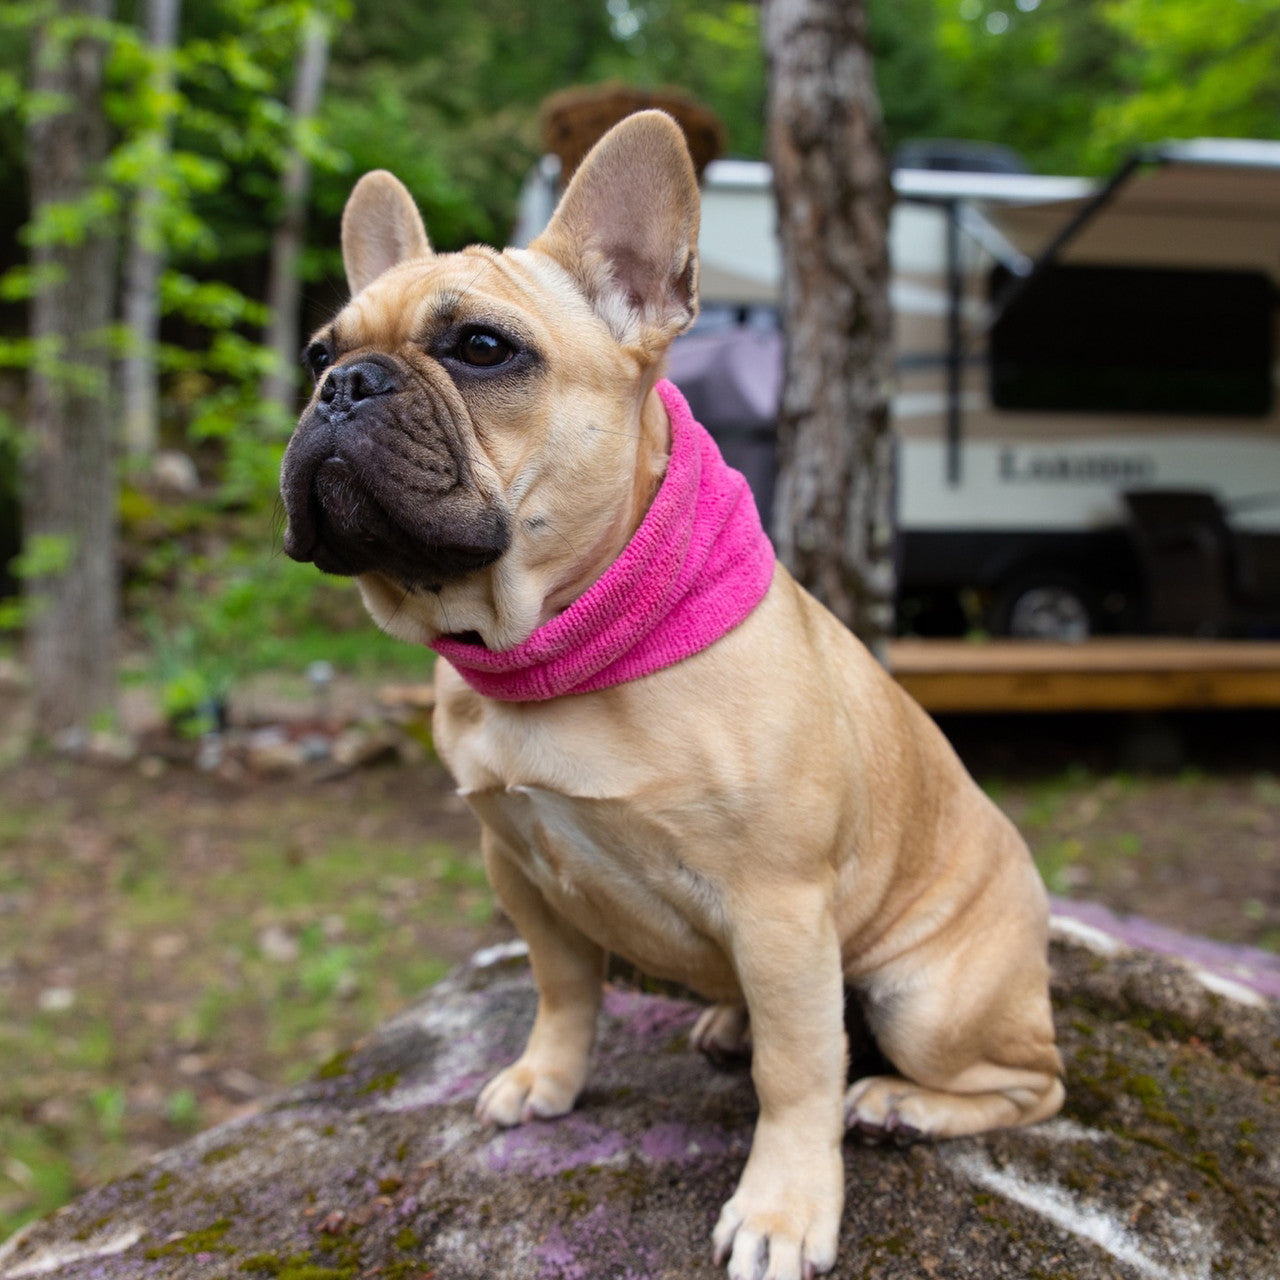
[514,141,1280,639]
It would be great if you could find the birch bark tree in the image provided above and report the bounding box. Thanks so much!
[260,7,331,413]
[763,0,895,650]
[24,0,120,735]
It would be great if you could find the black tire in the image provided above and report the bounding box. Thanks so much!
[988,571,1098,642]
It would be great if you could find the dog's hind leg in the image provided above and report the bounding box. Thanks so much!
[691,1002,751,1064]
[845,1068,1064,1143]
[475,829,605,1127]
[844,935,1063,1142]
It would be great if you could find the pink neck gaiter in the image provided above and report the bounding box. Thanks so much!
[431,379,775,702]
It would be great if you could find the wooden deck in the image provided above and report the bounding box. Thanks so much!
[888,638,1280,713]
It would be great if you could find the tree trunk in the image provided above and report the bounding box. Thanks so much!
[762,0,896,652]
[24,0,120,736]
[120,0,182,459]
[260,8,331,414]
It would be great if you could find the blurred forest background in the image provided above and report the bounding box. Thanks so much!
[3,0,1280,1251]
[2,0,1280,730]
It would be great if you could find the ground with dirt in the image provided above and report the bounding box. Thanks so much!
[1,666,1277,1244]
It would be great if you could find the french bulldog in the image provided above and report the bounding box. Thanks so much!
[280,110,1063,1280]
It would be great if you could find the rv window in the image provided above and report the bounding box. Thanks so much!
[989,265,1274,416]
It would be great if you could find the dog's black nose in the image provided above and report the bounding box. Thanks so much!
[320,358,399,406]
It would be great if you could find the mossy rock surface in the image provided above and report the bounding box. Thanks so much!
[1,925,1277,1280]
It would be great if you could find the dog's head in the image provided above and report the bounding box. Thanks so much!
[280,110,700,650]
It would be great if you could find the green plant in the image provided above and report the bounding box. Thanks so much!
[139,543,435,711]
[90,1085,127,1140]
[165,1088,202,1131]
[1034,836,1084,894]
[147,617,233,735]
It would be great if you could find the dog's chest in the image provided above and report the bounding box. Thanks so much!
[462,782,737,996]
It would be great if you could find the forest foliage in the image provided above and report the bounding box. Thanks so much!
[1,0,1276,703]
[2,0,1275,494]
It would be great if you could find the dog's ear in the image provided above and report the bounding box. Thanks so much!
[341,170,432,296]
[531,110,700,352]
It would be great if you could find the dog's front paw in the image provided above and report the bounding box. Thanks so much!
[711,1152,842,1280]
[475,1058,581,1127]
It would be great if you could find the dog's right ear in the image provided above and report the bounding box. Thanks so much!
[531,110,700,356]
[341,170,432,296]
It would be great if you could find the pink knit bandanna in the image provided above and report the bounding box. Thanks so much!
[431,379,776,701]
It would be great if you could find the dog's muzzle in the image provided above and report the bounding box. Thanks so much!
[280,356,509,589]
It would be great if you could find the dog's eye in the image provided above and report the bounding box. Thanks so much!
[304,342,332,379]
[457,329,515,368]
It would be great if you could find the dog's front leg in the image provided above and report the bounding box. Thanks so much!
[713,886,846,1280]
[476,829,605,1126]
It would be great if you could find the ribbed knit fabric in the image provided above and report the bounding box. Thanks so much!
[431,379,776,701]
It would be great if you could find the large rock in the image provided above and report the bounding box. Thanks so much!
[2,920,1277,1280]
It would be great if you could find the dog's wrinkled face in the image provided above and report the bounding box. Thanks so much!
[280,112,700,652]
[279,259,516,591]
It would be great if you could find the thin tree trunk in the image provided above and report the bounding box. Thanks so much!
[763,0,896,652]
[24,0,120,736]
[260,8,330,413]
[120,0,181,459]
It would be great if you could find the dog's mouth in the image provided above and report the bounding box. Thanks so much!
[281,436,509,590]
[439,630,489,648]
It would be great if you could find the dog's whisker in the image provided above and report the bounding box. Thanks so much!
[543,522,579,559]
[381,583,413,630]
[435,591,457,638]
[268,496,288,558]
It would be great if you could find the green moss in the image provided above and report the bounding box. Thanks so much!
[1059,988,1240,1064]
[72,1213,114,1241]
[1124,1073,1162,1106]
[238,1252,357,1280]
[315,1050,354,1081]
[379,1264,432,1280]
[145,1217,234,1258]
[240,1254,285,1274]
[358,1070,401,1095]
[394,1228,419,1251]
[315,1233,362,1270]
[152,1171,174,1192]
[859,1231,910,1258]
[201,1143,243,1165]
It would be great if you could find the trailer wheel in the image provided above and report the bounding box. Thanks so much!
[989,573,1097,642]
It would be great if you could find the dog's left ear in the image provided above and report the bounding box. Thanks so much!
[341,170,432,296]
[531,110,700,353]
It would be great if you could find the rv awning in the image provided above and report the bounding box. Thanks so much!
[977,140,1280,282]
